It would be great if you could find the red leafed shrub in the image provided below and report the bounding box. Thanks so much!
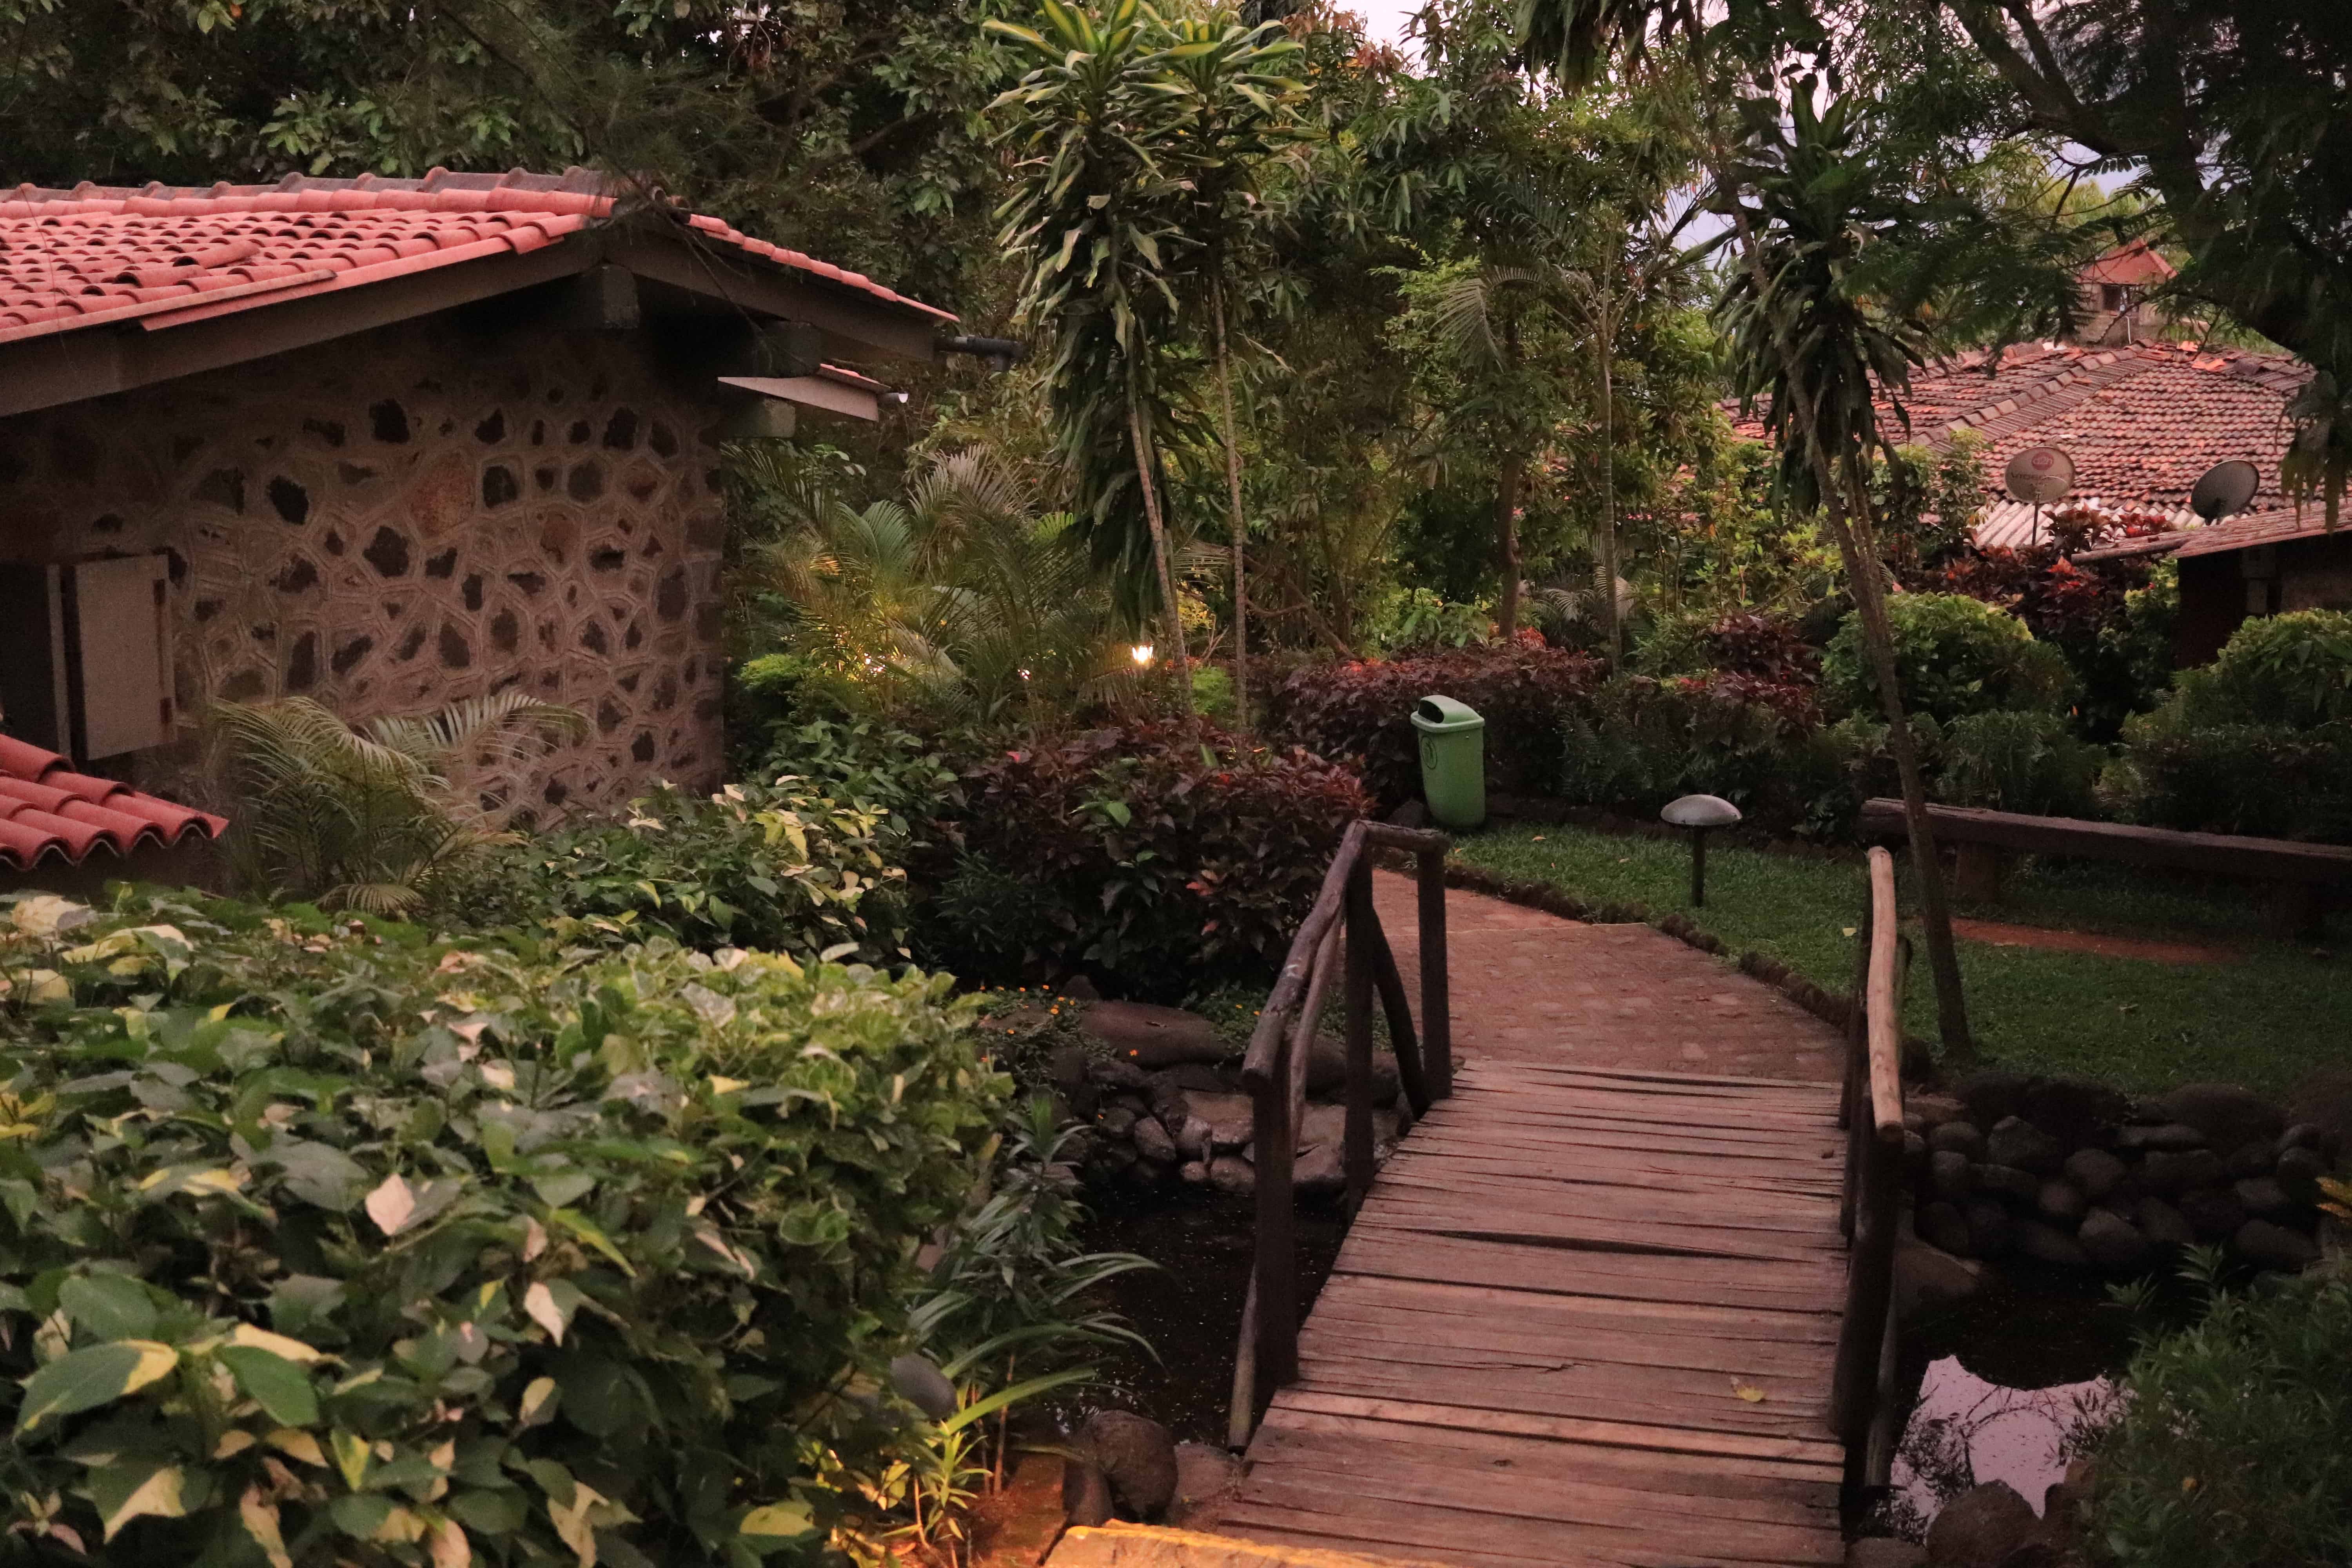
[931,720,1372,995]
[1671,670,1822,726]
[1701,612,1820,686]
[1266,643,1605,807]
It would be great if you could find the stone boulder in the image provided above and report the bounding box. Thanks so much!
[2140,1148,2221,1194]
[1985,1117,2063,1176]
[2022,1078,2129,1147]
[2285,1067,2352,1152]
[1165,1444,1246,1528]
[2077,1208,2152,1273]
[2036,1180,2087,1225]
[1178,1091,1256,1151]
[1083,1002,1228,1069]
[1976,1164,2041,1204]
[1929,1121,1987,1160]
[2276,1144,2332,1203]
[1303,1036,1403,1105]
[2175,1186,2247,1241]
[1957,1072,2032,1129]
[2234,1218,2320,1272]
[1964,1200,2014,1258]
[1926,1482,2041,1568]
[2149,1083,2284,1156]
[1207,1156,1255,1195]
[1132,1115,1177,1164]
[2062,1148,2127,1202]
[2233,1176,2291,1217]
[2014,1219,2090,1269]
[2117,1122,2205,1152]
[2134,1196,2196,1250]
[1920,1201,1973,1258]
[1848,1541,1927,1568]
[1896,1237,1985,1322]
[1076,1411,1179,1519]
[1062,1459,1114,1527]
[1929,1151,1975,1202]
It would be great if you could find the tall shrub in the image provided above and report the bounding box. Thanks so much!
[1822,592,2073,726]
[0,891,1005,1566]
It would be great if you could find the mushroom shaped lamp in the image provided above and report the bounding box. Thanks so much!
[1661,794,1742,907]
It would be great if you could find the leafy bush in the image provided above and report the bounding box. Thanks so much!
[1935,710,2102,817]
[2089,1256,2352,1567]
[1559,673,1826,822]
[2102,715,2352,842]
[1266,643,1603,807]
[1365,587,1491,653]
[752,716,964,849]
[1822,592,2073,725]
[933,721,1372,996]
[0,889,1006,1566]
[2171,608,2352,730]
[457,775,922,961]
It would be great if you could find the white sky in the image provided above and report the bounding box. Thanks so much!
[1345,0,1423,51]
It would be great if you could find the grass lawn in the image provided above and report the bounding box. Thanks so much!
[1451,821,2351,1099]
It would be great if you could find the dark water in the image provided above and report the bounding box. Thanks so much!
[1053,1187,1348,1446]
[1875,1263,2141,1539]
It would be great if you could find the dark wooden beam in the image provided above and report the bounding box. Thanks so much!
[1856,798,2352,884]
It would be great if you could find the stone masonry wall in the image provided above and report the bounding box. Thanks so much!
[0,312,730,821]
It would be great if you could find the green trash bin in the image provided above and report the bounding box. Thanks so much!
[1411,694,1486,830]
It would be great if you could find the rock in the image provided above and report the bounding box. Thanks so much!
[1099,1106,1137,1138]
[1083,1001,1228,1069]
[1076,1411,1178,1518]
[2063,1148,2127,1201]
[2279,1120,2339,1159]
[1174,1115,1213,1160]
[1986,1117,2063,1176]
[2276,1144,2331,1203]
[1976,1163,2042,1203]
[2234,1176,2292,1217]
[2078,1208,2152,1273]
[2117,1122,2206,1152]
[2036,1180,2088,1225]
[1965,1200,2014,1258]
[1905,1130,1929,1173]
[1062,1458,1114,1526]
[1207,1156,1255,1195]
[1926,1481,2040,1568]
[2023,1079,2129,1147]
[1089,1059,1150,1091]
[1166,1443,1245,1528]
[2141,1148,2222,1194]
[1133,1114,1177,1164]
[889,1354,959,1419]
[1386,798,1430,829]
[1179,1091,1256,1151]
[1180,1160,1208,1184]
[2149,1083,2284,1155]
[1896,1237,1985,1322]
[2014,1219,2091,1269]
[2135,1196,2196,1250]
[1957,1072,2032,1129]
[1048,1044,1091,1091]
[2176,1186,2247,1241]
[1122,1156,1170,1189]
[1929,1120,1987,1159]
[1303,1037,1403,1105]
[1920,1200,1973,1257]
[1848,1541,1927,1568]
[1293,1140,1346,1195]
[2284,1067,2352,1153]
[1929,1151,1975,1202]
[993,1454,1069,1566]
[1909,1093,1967,1128]
[2225,1140,2278,1180]
[1091,1141,1138,1177]
[2233,1218,2320,1272]
[1060,975,1102,1001]
[2041,1479,2091,1553]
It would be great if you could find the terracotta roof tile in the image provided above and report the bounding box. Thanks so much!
[2168,505,2347,560]
[0,735,227,871]
[0,167,952,347]
[1727,342,2310,546]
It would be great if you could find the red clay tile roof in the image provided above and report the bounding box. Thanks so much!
[0,167,953,346]
[2167,505,2347,560]
[2078,240,2175,287]
[1728,341,2310,548]
[0,736,227,871]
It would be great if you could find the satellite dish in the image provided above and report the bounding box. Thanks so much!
[2190,459,2260,521]
[2004,446,2076,506]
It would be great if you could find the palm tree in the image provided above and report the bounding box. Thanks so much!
[210,692,585,914]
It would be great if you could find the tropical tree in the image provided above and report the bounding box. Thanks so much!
[988,0,1201,710]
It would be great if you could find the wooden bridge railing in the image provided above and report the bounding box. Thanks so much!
[1832,845,1906,1494]
[1227,819,1453,1447]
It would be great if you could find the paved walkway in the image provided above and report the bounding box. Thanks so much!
[1371,870,1844,1083]
[1203,873,1854,1568]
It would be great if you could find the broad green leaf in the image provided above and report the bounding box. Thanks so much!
[447,1486,528,1535]
[330,1492,393,1540]
[218,1345,319,1426]
[740,1500,815,1539]
[16,1340,180,1433]
[272,1140,370,1210]
[331,1428,373,1490]
[58,1276,157,1341]
[90,1459,184,1541]
[228,1323,324,1363]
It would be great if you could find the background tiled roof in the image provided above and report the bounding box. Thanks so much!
[1728,342,2309,549]
[2168,505,2345,560]
[0,167,952,347]
[0,736,227,871]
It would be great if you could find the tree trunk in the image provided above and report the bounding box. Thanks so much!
[1213,283,1250,732]
[1596,316,1622,665]
[1127,389,1194,717]
[1494,449,1526,640]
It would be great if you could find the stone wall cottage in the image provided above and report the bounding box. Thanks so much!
[0,169,956,853]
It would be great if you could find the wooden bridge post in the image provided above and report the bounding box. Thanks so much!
[1343,855,1378,1205]
[1417,845,1453,1101]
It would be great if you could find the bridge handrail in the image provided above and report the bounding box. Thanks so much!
[1228,820,1452,1447]
[1831,845,1906,1492]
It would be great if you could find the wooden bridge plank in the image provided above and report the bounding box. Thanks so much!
[1224,1069,1852,1568]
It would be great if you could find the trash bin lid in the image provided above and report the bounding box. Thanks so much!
[1410,694,1485,733]
[1661,793,1742,829]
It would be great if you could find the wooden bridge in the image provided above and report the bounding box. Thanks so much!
[1200,827,1910,1568]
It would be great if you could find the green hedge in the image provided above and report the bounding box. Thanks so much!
[0,890,1005,1566]
[1823,592,2074,725]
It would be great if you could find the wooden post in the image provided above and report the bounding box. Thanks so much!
[1839,877,1872,1240]
[1831,848,1904,1484]
[1366,930,1432,1118]
[1343,857,1378,1205]
[1250,1034,1298,1392]
[1417,846,1452,1101]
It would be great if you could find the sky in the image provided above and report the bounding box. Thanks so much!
[1346,0,1423,52]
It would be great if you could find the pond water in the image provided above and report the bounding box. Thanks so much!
[1053,1186,1348,1446]
[1874,1263,2143,1540]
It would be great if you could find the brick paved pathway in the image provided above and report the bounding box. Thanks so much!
[1372,869,1842,1085]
